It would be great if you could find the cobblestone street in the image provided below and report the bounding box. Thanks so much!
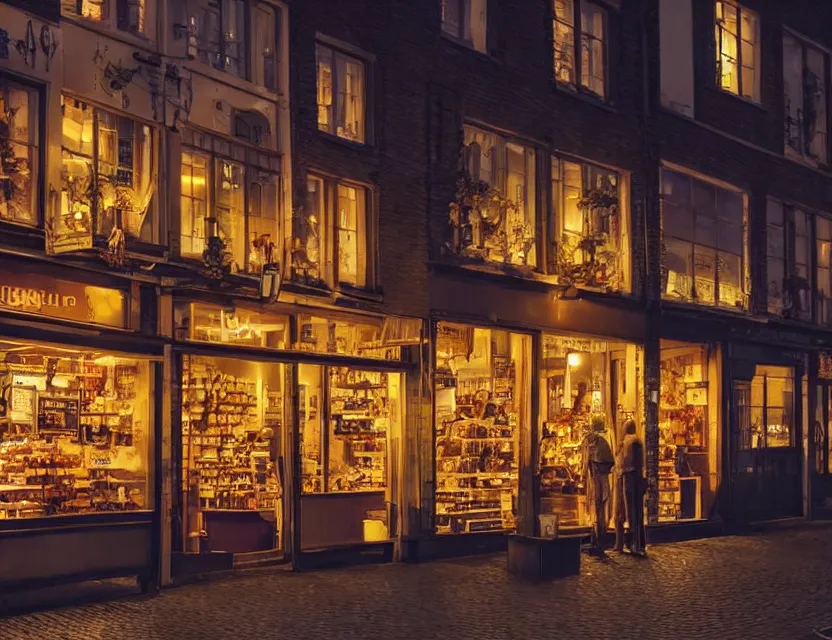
[1,527,831,640]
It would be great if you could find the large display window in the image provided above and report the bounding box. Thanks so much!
[299,364,402,549]
[180,355,285,554]
[434,323,532,534]
[537,334,642,529]
[0,340,154,519]
[658,341,721,522]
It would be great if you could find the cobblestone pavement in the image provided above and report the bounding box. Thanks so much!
[1,528,832,640]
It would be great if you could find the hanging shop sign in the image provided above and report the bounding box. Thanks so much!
[0,268,126,328]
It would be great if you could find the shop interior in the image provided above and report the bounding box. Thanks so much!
[0,340,153,519]
[537,334,642,530]
[658,340,720,522]
[181,354,285,554]
[434,323,531,534]
[300,364,402,549]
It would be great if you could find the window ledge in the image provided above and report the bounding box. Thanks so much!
[62,16,158,53]
[316,129,376,154]
[784,146,830,172]
[554,82,616,113]
[281,281,384,306]
[439,31,494,61]
[661,298,754,318]
[184,61,281,102]
[707,85,766,112]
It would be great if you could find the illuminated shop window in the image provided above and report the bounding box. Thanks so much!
[537,334,642,529]
[180,129,280,274]
[737,366,794,449]
[715,1,759,102]
[0,340,153,519]
[553,0,607,99]
[448,125,537,268]
[294,176,369,289]
[765,199,812,321]
[784,31,829,164]
[316,42,366,144]
[660,167,748,310]
[174,302,288,349]
[550,156,629,292]
[296,314,408,361]
[60,97,157,244]
[441,0,487,53]
[180,355,284,553]
[434,323,532,534]
[0,78,38,226]
[658,341,720,522]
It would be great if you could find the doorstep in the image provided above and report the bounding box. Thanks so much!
[296,541,394,571]
[401,531,508,563]
[645,519,725,544]
[741,516,832,535]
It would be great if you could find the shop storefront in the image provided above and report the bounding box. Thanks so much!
[728,344,804,522]
[537,333,643,531]
[170,299,420,574]
[657,340,721,523]
[0,259,161,591]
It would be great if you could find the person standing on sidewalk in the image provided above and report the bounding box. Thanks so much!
[582,418,615,555]
[613,420,646,556]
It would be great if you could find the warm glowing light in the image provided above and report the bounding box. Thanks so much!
[567,352,582,367]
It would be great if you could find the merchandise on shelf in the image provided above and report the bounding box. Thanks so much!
[0,345,150,519]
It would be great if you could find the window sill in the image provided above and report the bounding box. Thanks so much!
[661,298,753,317]
[184,61,281,103]
[439,31,493,60]
[282,281,384,305]
[783,146,830,172]
[554,82,615,113]
[708,85,766,112]
[0,221,45,251]
[62,16,158,52]
[316,129,376,154]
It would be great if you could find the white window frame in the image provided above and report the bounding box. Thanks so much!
[714,0,760,102]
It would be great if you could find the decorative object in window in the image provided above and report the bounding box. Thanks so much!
[179,130,280,275]
[661,168,748,310]
[316,42,366,143]
[446,125,537,268]
[554,0,606,99]
[714,1,759,101]
[57,97,156,256]
[550,157,623,291]
[292,176,370,290]
[0,78,38,226]
[441,0,487,53]
[784,32,828,164]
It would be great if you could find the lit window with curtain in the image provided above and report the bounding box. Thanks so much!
[0,77,39,226]
[715,1,759,102]
[553,0,606,99]
[316,42,367,144]
[661,168,747,310]
[441,0,487,54]
[60,96,157,244]
[179,129,280,274]
[294,175,371,290]
[818,217,832,327]
[451,125,537,267]
[784,31,829,164]
[550,157,626,291]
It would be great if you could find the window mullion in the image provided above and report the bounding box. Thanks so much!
[574,0,582,87]
[736,8,743,95]
[92,108,100,237]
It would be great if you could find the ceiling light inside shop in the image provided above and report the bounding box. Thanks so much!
[567,352,582,367]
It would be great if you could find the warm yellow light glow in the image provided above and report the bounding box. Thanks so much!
[567,352,582,367]
[181,175,206,188]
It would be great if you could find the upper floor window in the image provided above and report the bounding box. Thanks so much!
[62,0,146,34]
[661,168,748,311]
[554,0,607,99]
[441,0,487,53]
[550,157,628,292]
[715,1,759,102]
[179,129,280,274]
[190,0,279,90]
[448,125,537,268]
[783,32,828,165]
[766,199,811,321]
[60,97,157,244]
[291,175,371,290]
[316,42,366,144]
[0,77,39,227]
